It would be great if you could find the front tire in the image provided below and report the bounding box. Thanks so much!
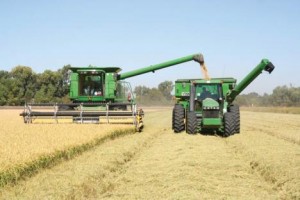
[224,112,235,137]
[186,111,198,134]
[173,104,185,133]
[172,108,175,130]
[229,104,240,133]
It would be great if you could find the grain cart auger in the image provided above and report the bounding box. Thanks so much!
[20,53,204,131]
[172,59,275,137]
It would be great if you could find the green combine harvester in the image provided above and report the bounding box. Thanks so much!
[172,58,275,136]
[20,53,204,131]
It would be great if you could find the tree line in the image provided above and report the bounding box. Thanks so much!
[0,65,70,105]
[0,66,299,106]
[134,81,174,106]
[235,85,300,107]
[136,84,300,107]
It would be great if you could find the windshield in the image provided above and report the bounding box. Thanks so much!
[195,84,222,100]
[116,81,134,102]
[79,74,104,96]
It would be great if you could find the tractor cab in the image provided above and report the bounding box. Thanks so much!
[195,83,223,101]
[193,83,223,118]
[69,67,122,103]
[188,82,224,130]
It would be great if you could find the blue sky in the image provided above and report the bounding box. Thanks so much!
[1,0,299,94]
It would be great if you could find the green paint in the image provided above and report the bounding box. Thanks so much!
[202,118,222,126]
[226,59,274,103]
[174,59,275,134]
[68,54,203,104]
[119,54,203,80]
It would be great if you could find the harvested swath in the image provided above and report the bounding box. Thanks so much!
[241,111,300,144]
[241,106,300,114]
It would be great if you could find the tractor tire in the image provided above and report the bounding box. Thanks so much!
[224,112,235,137]
[186,111,198,134]
[229,104,240,133]
[173,104,185,133]
[172,108,175,130]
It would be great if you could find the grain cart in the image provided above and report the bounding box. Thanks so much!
[21,53,204,131]
[172,59,275,136]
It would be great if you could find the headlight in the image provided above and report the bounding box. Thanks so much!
[203,106,219,110]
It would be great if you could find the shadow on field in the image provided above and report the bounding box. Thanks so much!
[182,131,235,138]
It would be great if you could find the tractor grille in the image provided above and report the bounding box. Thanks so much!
[203,110,219,118]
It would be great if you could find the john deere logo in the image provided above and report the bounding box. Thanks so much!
[181,92,190,96]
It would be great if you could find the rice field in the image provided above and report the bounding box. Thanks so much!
[0,109,135,186]
[241,106,300,114]
[0,108,299,199]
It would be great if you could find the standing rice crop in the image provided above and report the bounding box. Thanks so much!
[0,109,134,187]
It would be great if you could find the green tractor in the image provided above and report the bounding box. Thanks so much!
[21,53,204,131]
[172,59,275,136]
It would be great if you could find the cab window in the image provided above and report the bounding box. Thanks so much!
[79,74,103,96]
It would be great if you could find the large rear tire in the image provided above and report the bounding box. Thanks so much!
[173,104,185,133]
[186,111,198,134]
[229,104,240,133]
[224,112,235,137]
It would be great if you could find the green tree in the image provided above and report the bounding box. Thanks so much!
[134,86,151,104]
[271,86,291,106]
[290,87,300,106]
[0,71,10,105]
[270,85,300,106]
[56,65,71,99]
[10,66,36,105]
[158,81,174,101]
[34,85,57,103]
[34,66,70,103]
[134,86,150,97]
[235,92,261,106]
[148,88,165,102]
[0,65,72,105]
[134,81,174,106]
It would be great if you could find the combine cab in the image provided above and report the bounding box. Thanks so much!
[21,53,205,131]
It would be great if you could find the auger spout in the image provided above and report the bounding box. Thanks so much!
[226,59,275,103]
[118,53,204,80]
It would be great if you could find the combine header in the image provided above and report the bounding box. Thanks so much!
[21,54,205,131]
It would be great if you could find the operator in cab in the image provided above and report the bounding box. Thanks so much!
[199,87,211,100]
